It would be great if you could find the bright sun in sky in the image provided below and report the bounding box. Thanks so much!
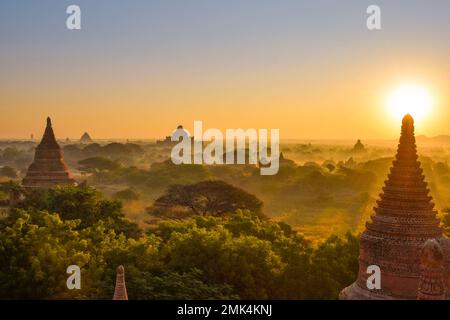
[388,84,433,122]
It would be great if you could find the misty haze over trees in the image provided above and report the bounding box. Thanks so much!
[2,139,450,299]
[2,139,450,241]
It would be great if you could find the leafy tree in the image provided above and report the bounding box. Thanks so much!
[0,208,158,299]
[102,143,143,157]
[15,186,141,239]
[0,209,89,299]
[309,232,359,299]
[0,180,24,206]
[148,180,264,219]
[114,188,140,201]
[442,208,450,235]
[0,185,360,300]
[0,180,23,193]
[78,157,121,173]
[1,147,21,161]
[124,269,238,300]
[0,166,17,178]
[146,161,211,188]
[150,210,358,299]
[151,212,284,299]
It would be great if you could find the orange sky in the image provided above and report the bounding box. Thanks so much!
[1,2,449,140]
[2,52,448,140]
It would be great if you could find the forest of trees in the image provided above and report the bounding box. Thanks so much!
[4,140,450,242]
[3,141,450,299]
[0,185,360,299]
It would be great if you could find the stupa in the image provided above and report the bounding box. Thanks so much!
[352,139,366,153]
[340,114,450,299]
[22,117,75,188]
[113,265,128,300]
[80,132,93,144]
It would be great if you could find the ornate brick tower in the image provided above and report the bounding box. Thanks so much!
[113,265,128,300]
[22,117,75,188]
[340,114,450,299]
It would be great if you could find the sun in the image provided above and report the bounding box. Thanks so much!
[387,84,433,121]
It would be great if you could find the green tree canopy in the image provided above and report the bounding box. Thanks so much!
[148,180,264,219]
[78,157,121,173]
[14,186,141,239]
[114,188,140,201]
[0,185,359,300]
[0,166,17,178]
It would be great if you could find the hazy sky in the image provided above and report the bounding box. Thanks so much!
[0,0,449,140]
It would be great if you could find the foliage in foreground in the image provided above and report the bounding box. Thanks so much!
[0,186,359,299]
[15,186,142,239]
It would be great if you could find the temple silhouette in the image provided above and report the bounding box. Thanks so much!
[22,117,75,188]
[341,114,450,300]
[352,139,366,154]
[80,132,93,144]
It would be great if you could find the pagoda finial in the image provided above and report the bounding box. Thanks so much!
[399,113,416,146]
[402,113,414,129]
[22,117,75,188]
[113,265,128,300]
[340,110,444,300]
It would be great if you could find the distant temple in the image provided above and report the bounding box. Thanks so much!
[157,125,190,146]
[340,114,450,300]
[352,139,366,153]
[80,132,93,144]
[22,117,75,188]
[113,265,128,300]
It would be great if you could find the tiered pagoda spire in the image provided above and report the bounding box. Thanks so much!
[113,265,128,300]
[22,117,75,188]
[341,114,450,299]
[367,114,441,240]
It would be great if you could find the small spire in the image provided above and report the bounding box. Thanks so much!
[38,116,58,147]
[398,114,416,148]
[113,265,128,300]
[402,113,414,129]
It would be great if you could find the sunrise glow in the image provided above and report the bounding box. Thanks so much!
[388,84,433,122]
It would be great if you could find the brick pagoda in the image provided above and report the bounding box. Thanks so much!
[340,114,450,299]
[22,117,75,188]
[113,265,128,300]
